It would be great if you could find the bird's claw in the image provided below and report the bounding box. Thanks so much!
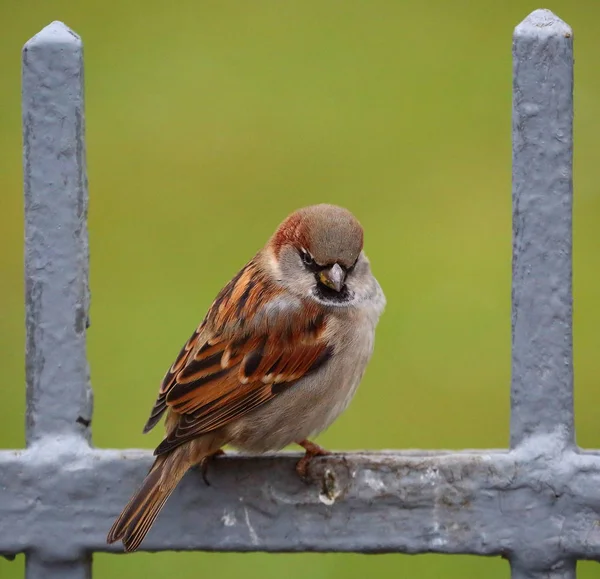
[199,449,226,486]
[295,439,330,482]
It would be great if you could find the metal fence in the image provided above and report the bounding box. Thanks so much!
[1,8,597,579]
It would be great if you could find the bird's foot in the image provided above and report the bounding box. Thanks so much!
[295,439,330,482]
[199,449,226,486]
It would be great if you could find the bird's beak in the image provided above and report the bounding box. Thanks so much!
[318,263,345,292]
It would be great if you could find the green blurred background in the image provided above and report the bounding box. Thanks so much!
[1,1,599,577]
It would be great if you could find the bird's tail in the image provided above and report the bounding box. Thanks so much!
[106,449,192,552]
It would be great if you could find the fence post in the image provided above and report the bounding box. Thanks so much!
[510,9,575,579]
[22,20,92,448]
[22,20,92,579]
[510,9,574,449]
[26,558,92,579]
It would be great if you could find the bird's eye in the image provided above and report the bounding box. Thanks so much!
[300,249,315,267]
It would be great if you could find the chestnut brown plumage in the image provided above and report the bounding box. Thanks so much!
[107,204,385,552]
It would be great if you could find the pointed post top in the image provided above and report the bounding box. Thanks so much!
[515,9,572,38]
[24,21,80,50]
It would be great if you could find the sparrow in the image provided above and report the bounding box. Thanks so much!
[107,203,386,552]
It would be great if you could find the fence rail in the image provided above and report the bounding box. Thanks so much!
[1,9,598,579]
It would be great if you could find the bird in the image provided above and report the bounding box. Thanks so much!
[106,203,386,552]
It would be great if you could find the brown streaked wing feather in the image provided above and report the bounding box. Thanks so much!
[155,340,332,456]
[141,259,257,434]
[142,325,203,433]
[147,259,333,456]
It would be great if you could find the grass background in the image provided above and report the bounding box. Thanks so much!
[1,1,599,577]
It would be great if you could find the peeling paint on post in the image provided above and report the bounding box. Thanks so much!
[0,9,598,579]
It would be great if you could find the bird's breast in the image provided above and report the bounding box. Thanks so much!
[227,312,377,453]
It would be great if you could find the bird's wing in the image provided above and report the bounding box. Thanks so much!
[142,259,333,455]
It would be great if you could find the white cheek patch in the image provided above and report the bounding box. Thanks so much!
[265,248,282,279]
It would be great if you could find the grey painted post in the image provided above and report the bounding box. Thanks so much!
[23,21,92,447]
[22,20,92,579]
[26,556,92,579]
[510,9,575,579]
[510,10,574,450]
[509,561,576,579]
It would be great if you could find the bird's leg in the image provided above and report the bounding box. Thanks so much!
[199,449,226,486]
[295,439,330,480]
